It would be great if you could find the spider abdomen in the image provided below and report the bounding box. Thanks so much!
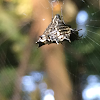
[36,14,82,47]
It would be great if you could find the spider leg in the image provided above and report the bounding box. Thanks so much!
[55,40,59,44]
[64,37,71,43]
[60,6,65,24]
[50,2,54,20]
[61,6,63,19]
[78,29,82,31]
[52,7,54,20]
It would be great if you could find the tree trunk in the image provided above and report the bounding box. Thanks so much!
[33,0,73,100]
[11,19,37,100]
[42,44,73,100]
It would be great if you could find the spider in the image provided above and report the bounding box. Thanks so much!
[36,7,82,47]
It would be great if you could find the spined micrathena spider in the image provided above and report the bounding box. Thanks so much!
[36,11,82,47]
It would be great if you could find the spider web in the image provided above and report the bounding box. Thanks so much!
[38,0,100,100]
[0,0,100,100]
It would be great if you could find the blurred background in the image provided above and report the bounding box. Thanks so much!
[0,0,100,100]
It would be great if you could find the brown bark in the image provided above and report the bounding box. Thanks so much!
[11,19,38,100]
[11,38,33,100]
[42,44,73,100]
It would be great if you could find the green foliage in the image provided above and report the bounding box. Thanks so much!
[65,28,100,75]
[0,3,30,99]
[0,7,20,41]
[0,68,16,98]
